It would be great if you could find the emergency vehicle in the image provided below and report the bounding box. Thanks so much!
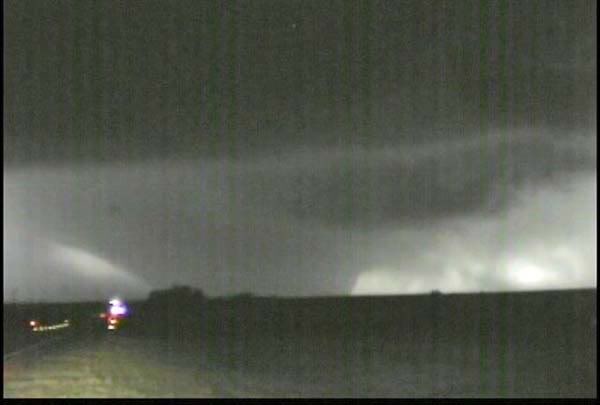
[100,298,128,330]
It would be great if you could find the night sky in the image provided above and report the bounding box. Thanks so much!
[4,0,597,302]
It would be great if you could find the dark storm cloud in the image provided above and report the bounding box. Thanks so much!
[251,132,596,228]
[4,0,596,166]
[3,1,597,301]
[4,157,361,299]
[4,131,596,301]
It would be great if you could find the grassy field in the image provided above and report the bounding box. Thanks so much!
[3,334,221,398]
[4,288,596,397]
[125,288,596,397]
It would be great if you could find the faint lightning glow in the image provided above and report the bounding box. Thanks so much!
[506,259,554,286]
[351,268,406,295]
[351,266,480,295]
[352,172,596,295]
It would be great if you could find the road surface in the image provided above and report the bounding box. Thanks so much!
[3,333,239,398]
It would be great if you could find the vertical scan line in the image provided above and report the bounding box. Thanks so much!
[563,2,582,129]
[529,0,541,130]
[90,1,104,199]
[496,0,510,396]
[68,1,85,284]
[497,292,509,395]
[340,4,354,385]
[295,2,307,142]
[227,2,239,371]
[328,1,342,146]
[227,2,240,161]
[208,0,222,158]
[206,0,227,368]
[111,1,126,162]
[342,0,352,134]
[431,0,442,140]
[30,3,42,163]
[163,3,177,326]
[293,0,308,306]
[430,293,439,394]
[53,3,68,165]
[80,2,94,161]
[358,1,375,390]
[477,0,490,394]
[564,291,576,391]
[359,0,376,230]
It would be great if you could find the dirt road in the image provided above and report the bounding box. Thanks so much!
[3,333,233,398]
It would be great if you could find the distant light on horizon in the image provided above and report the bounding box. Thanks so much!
[506,259,559,287]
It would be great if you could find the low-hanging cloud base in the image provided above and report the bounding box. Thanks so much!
[3,130,597,302]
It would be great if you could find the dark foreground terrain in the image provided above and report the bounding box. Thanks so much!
[4,288,596,397]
